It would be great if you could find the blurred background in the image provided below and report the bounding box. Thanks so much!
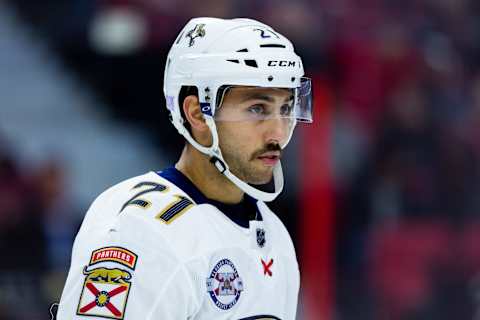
[1,0,480,319]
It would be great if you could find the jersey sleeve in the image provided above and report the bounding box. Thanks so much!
[146,264,200,318]
[125,240,201,319]
[57,191,202,319]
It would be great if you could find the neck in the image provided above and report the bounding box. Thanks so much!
[175,144,244,204]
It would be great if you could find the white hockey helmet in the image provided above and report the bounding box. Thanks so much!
[164,17,313,202]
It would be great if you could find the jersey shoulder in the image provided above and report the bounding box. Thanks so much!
[112,173,244,262]
[78,171,226,261]
[82,171,194,223]
[75,171,196,246]
[115,171,196,224]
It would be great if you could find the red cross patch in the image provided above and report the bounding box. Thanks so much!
[77,268,131,319]
[261,258,274,277]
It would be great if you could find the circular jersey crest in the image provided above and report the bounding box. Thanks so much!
[206,259,244,310]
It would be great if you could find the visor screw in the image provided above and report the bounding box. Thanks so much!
[205,87,210,92]
[291,77,295,82]
[205,96,211,101]
[268,76,273,81]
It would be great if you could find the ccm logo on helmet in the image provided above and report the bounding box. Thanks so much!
[267,60,296,67]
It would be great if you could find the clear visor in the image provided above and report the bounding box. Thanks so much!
[213,77,313,123]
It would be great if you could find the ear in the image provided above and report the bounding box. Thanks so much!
[183,95,208,130]
[182,95,211,145]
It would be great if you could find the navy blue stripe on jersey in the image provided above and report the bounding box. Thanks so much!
[129,199,150,208]
[157,167,262,228]
[159,197,193,221]
[120,181,168,212]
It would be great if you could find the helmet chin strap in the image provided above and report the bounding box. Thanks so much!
[211,155,285,202]
[203,116,285,202]
[171,113,285,202]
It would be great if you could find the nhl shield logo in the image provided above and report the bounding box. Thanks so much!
[206,259,244,310]
[256,228,266,248]
[186,24,206,47]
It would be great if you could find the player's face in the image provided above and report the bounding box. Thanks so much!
[214,87,294,184]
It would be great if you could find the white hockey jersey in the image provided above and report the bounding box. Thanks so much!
[57,168,300,319]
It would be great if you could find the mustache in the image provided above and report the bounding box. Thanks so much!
[250,143,283,160]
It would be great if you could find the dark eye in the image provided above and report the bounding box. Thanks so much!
[248,104,266,115]
[280,104,293,117]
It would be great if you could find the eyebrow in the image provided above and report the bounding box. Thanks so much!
[240,92,294,104]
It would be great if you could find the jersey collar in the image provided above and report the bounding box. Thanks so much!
[156,167,262,228]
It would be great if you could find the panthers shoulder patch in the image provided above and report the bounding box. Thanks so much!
[77,247,137,319]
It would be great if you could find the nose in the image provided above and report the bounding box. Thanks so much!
[263,117,290,145]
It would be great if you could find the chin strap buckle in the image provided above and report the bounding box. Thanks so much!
[210,156,227,174]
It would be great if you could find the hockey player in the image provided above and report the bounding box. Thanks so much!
[56,17,313,319]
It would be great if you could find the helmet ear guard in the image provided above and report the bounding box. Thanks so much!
[164,17,312,202]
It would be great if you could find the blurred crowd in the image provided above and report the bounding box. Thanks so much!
[0,135,78,319]
[328,1,480,319]
[3,0,480,319]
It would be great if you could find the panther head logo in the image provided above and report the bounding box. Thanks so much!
[186,24,206,47]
